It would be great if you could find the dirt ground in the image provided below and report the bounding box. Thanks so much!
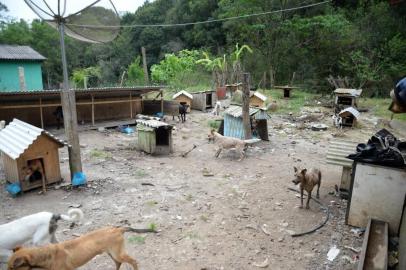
[1,107,405,270]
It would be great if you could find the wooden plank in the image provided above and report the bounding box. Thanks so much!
[0,99,137,109]
[39,98,44,129]
[130,93,133,118]
[242,73,252,139]
[91,94,95,126]
[160,90,163,114]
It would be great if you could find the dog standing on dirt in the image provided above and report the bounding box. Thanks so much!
[292,167,321,209]
[208,129,259,161]
[7,226,156,270]
[0,209,83,264]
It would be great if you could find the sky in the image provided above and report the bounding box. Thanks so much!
[2,0,146,21]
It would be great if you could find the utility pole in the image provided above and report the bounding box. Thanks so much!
[242,73,252,139]
[59,23,82,178]
[141,47,149,85]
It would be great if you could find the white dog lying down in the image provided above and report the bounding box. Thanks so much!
[0,209,83,262]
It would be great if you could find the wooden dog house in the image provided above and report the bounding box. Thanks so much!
[172,90,193,112]
[0,119,66,191]
[136,119,173,155]
[249,91,267,108]
[334,88,362,113]
[190,90,217,111]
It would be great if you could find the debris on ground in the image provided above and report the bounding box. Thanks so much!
[327,246,340,261]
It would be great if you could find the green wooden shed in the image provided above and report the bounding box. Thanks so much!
[136,119,173,155]
[0,45,46,91]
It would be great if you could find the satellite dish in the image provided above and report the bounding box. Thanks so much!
[24,0,120,43]
[23,0,121,175]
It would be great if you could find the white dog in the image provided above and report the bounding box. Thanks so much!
[0,209,83,263]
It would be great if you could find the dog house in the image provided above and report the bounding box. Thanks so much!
[0,119,66,192]
[338,107,360,127]
[172,90,193,113]
[334,88,362,113]
[223,105,270,140]
[249,91,267,108]
[191,90,217,111]
[136,119,173,155]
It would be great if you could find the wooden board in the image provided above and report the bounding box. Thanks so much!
[347,162,406,235]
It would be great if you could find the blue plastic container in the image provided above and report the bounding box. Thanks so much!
[72,172,87,186]
[6,183,21,196]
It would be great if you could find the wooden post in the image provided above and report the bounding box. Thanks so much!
[130,92,133,118]
[242,73,252,139]
[160,90,164,115]
[39,98,44,129]
[141,47,149,85]
[91,94,95,126]
[290,72,296,86]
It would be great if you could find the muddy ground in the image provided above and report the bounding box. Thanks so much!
[1,107,405,270]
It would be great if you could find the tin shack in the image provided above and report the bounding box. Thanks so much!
[223,105,270,140]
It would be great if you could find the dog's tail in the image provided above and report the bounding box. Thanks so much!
[59,208,84,222]
[243,138,261,145]
[122,227,157,233]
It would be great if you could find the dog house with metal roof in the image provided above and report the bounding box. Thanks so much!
[249,91,267,108]
[223,105,270,141]
[334,88,362,113]
[0,119,66,191]
[136,119,173,155]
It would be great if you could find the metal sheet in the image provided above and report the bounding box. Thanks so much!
[224,105,270,119]
[0,119,66,160]
[334,88,363,97]
[0,45,46,60]
[136,119,170,128]
[339,107,361,119]
[173,90,193,100]
[326,140,358,167]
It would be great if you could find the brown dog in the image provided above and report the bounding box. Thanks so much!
[23,159,46,193]
[292,167,321,209]
[7,226,156,270]
[208,129,247,161]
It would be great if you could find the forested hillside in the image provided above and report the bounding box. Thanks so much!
[0,0,405,96]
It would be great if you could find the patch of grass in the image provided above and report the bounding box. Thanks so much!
[128,235,145,245]
[359,98,406,121]
[208,120,221,130]
[185,231,200,240]
[133,169,148,178]
[200,215,209,222]
[89,149,111,159]
[145,200,158,207]
[185,194,193,201]
[261,88,317,114]
[148,223,157,231]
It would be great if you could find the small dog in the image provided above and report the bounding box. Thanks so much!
[208,130,248,161]
[0,209,84,262]
[292,167,321,209]
[178,103,189,123]
[23,159,46,193]
[7,226,156,270]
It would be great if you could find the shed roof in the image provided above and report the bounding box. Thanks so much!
[326,140,358,167]
[173,90,193,100]
[0,119,66,160]
[334,88,362,97]
[136,119,172,128]
[338,107,361,119]
[0,45,46,61]
[224,105,270,119]
[250,91,267,101]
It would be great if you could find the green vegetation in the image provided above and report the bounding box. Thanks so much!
[89,149,111,159]
[0,1,404,98]
[128,235,145,245]
[148,223,157,231]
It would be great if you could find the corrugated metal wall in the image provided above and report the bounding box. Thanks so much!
[223,114,245,139]
[1,153,19,183]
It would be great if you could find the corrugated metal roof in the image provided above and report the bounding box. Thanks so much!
[334,88,362,97]
[250,91,267,101]
[224,105,270,119]
[136,119,171,128]
[0,86,164,96]
[0,45,46,61]
[0,119,67,160]
[339,107,360,119]
[173,90,193,100]
[326,140,358,167]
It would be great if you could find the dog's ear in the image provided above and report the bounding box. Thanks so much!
[210,129,215,135]
[301,169,307,175]
[12,246,23,253]
[12,256,29,268]
[293,166,298,173]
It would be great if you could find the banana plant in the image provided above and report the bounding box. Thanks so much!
[196,52,228,87]
[230,43,253,84]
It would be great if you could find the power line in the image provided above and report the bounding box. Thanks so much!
[65,0,331,29]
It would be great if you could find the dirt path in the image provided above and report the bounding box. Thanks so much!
[1,109,404,270]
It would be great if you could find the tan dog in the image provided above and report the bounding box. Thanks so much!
[7,226,156,270]
[208,130,247,161]
[23,159,46,193]
[292,167,321,209]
